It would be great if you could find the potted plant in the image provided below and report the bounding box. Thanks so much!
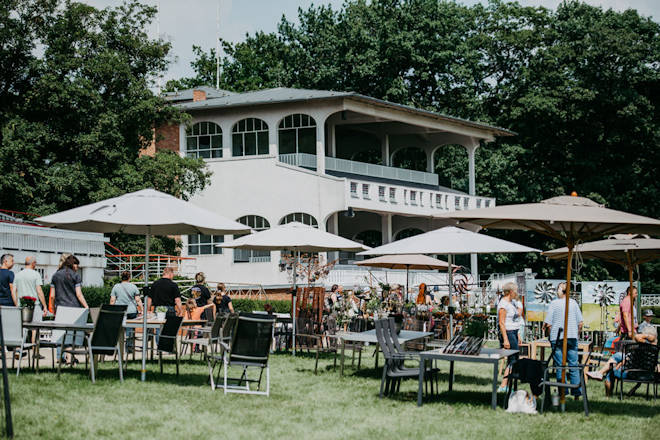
[155,306,168,320]
[19,296,37,322]
[463,314,489,338]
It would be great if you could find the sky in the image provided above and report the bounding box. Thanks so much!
[83,0,659,84]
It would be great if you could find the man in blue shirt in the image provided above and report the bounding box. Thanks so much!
[0,254,17,306]
[543,282,583,398]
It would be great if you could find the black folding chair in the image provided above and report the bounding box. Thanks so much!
[613,342,659,400]
[157,315,183,376]
[209,313,275,396]
[85,304,127,383]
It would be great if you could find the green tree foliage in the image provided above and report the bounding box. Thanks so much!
[176,0,659,289]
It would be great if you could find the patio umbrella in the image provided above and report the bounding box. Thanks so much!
[544,234,660,336]
[355,254,456,302]
[436,194,660,407]
[219,222,369,355]
[35,188,251,381]
[359,226,540,337]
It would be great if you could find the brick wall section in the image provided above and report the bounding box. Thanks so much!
[154,123,180,153]
[193,89,206,102]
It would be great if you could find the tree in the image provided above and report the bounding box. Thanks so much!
[175,0,660,288]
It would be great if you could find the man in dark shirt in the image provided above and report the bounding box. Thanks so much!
[0,254,16,306]
[149,266,182,316]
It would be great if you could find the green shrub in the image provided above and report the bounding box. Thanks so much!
[232,299,291,314]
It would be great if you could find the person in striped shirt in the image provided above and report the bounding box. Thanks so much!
[543,282,583,398]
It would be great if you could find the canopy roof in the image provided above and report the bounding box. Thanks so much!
[543,234,660,266]
[436,196,660,242]
[355,254,456,270]
[219,222,369,252]
[36,189,250,236]
[358,226,539,256]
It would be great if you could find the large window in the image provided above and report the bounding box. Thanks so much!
[232,118,269,157]
[186,122,222,159]
[279,212,318,228]
[278,114,316,155]
[188,234,224,255]
[234,215,270,263]
[394,228,424,241]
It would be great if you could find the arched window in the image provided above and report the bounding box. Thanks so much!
[186,121,222,158]
[232,118,269,157]
[391,147,427,171]
[279,212,318,228]
[394,228,424,241]
[234,215,271,263]
[354,230,382,248]
[278,114,316,155]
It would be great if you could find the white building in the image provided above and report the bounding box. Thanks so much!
[0,221,106,286]
[158,86,513,289]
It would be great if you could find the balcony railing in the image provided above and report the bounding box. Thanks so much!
[279,153,439,186]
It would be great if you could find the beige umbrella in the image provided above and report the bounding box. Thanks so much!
[544,234,660,336]
[356,254,457,301]
[438,194,660,408]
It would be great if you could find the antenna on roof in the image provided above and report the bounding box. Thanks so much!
[216,0,220,89]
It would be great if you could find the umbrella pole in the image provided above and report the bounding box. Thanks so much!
[141,229,151,382]
[559,242,574,410]
[406,265,409,303]
[448,255,454,339]
[626,253,636,338]
[292,251,298,356]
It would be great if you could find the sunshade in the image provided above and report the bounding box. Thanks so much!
[221,222,369,355]
[358,226,539,338]
[437,194,660,408]
[36,188,250,381]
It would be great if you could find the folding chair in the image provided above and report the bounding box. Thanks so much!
[0,306,34,376]
[37,306,89,372]
[157,315,183,376]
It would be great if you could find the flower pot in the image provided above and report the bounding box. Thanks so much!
[156,312,166,320]
[21,307,34,323]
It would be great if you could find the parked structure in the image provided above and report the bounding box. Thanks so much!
[157,86,514,288]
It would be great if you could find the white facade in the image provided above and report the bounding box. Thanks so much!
[0,222,106,286]
[170,88,512,288]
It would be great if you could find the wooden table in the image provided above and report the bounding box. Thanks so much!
[417,347,518,410]
[529,339,592,362]
[24,322,95,377]
[337,329,432,376]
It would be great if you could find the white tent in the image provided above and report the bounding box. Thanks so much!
[359,226,540,337]
[220,222,369,355]
[36,188,251,381]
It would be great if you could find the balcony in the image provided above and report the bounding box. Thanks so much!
[279,153,438,186]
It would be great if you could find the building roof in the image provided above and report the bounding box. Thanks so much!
[172,87,515,137]
[162,85,236,102]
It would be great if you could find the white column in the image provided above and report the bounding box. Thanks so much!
[329,213,340,263]
[178,123,186,157]
[470,253,478,285]
[222,122,232,158]
[381,213,392,245]
[426,148,435,173]
[329,122,336,157]
[268,119,277,157]
[382,134,390,166]
[466,141,479,196]
[315,122,325,174]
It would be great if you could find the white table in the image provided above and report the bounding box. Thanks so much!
[417,347,519,409]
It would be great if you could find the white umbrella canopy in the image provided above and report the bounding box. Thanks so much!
[356,254,455,270]
[220,222,369,356]
[358,226,540,256]
[35,188,250,382]
[543,234,660,266]
[436,194,660,408]
[219,221,369,252]
[36,188,250,235]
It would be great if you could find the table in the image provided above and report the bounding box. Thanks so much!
[529,339,592,362]
[417,347,518,409]
[24,322,95,377]
[337,329,432,376]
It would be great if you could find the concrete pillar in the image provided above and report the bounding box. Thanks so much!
[268,119,278,157]
[381,213,392,245]
[222,122,232,158]
[427,148,435,173]
[178,123,186,157]
[470,253,478,286]
[382,135,390,166]
[316,121,325,174]
[466,141,479,196]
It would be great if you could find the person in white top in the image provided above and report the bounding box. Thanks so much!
[13,256,48,318]
[497,282,523,391]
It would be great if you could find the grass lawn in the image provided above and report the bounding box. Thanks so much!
[6,346,659,440]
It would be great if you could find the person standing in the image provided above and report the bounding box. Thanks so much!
[149,266,182,316]
[110,271,142,319]
[619,286,638,339]
[497,282,523,391]
[543,282,583,398]
[0,254,17,306]
[50,255,89,309]
[191,272,211,307]
[14,256,48,318]
[213,283,234,315]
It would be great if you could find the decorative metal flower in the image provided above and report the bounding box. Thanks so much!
[595,283,615,307]
[534,281,555,304]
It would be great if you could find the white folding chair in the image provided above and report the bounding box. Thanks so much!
[0,306,34,376]
[38,307,89,371]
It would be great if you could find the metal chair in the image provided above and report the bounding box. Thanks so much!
[0,307,34,376]
[209,312,275,396]
[181,314,226,360]
[157,315,183,376]
[37,306,89,371]
[77,304,127,383]
[613,342,659,400]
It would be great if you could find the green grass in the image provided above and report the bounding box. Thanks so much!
[6,347,659,440]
